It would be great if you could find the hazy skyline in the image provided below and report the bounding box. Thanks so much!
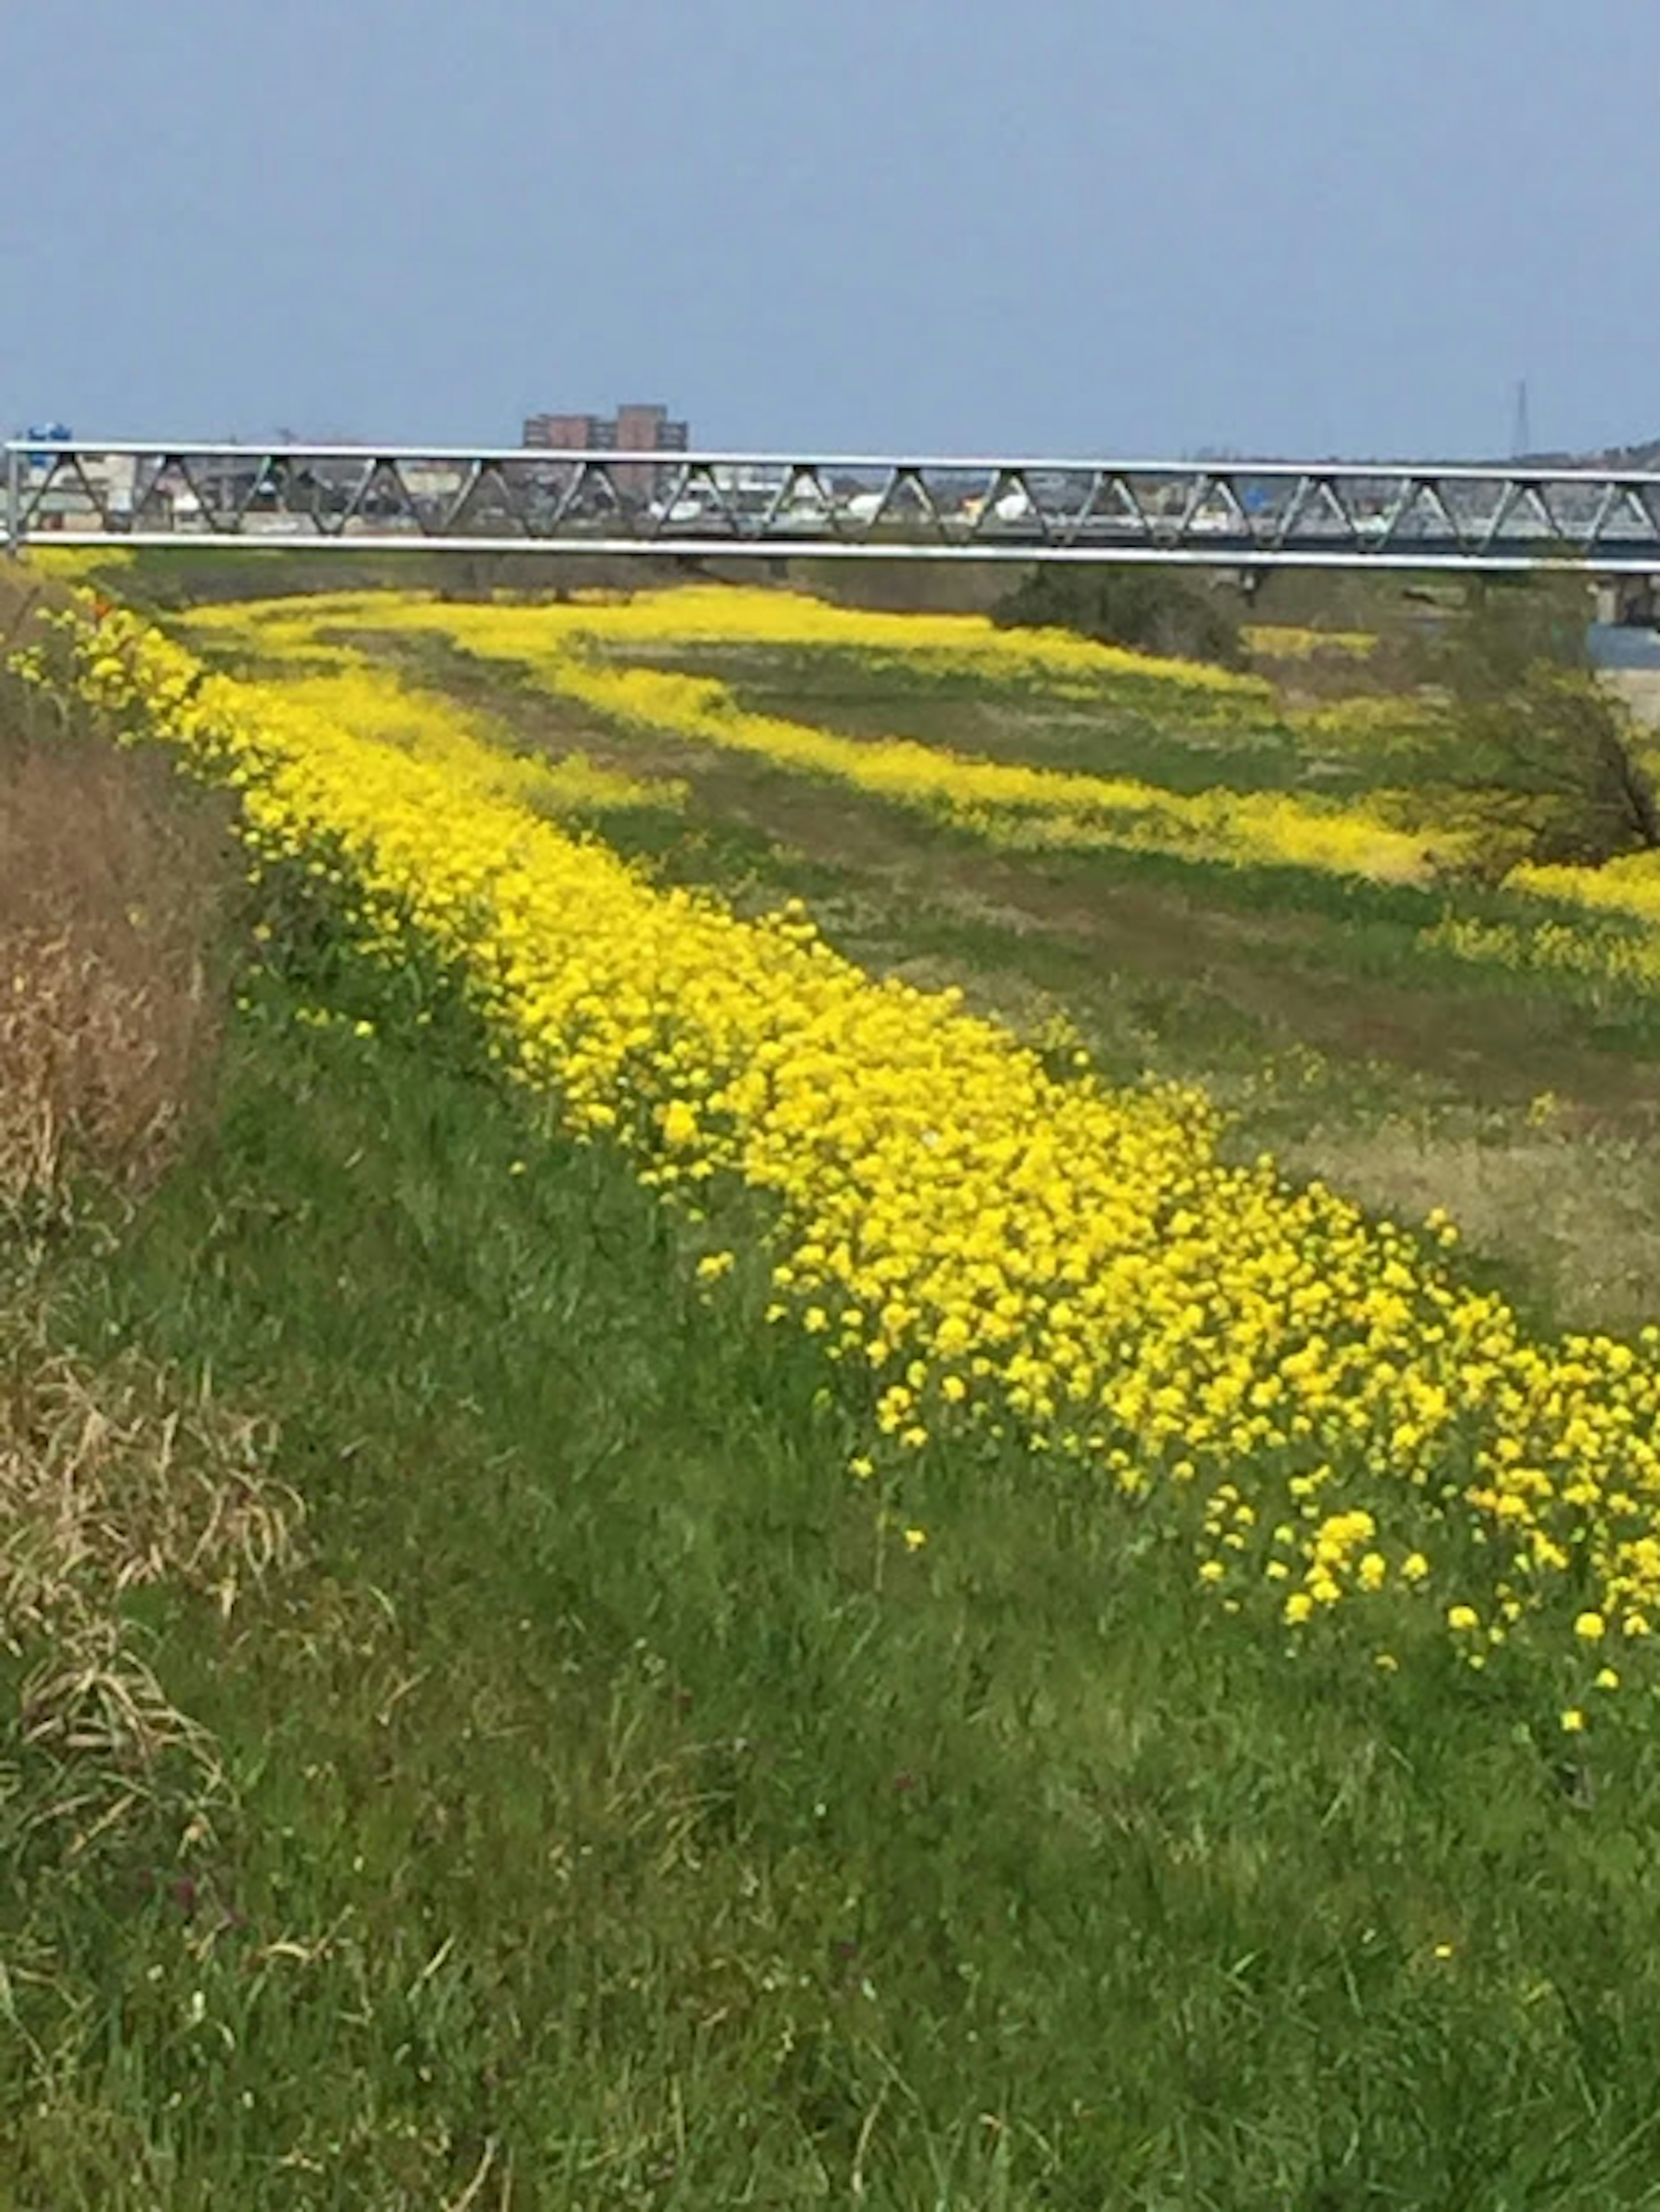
[4,0,1657,461]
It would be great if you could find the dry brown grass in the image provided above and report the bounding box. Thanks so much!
[1276,1112,1660,1336]
[0,578,293,1853]
[0,661,231,1207]
[0,1296,302,1854]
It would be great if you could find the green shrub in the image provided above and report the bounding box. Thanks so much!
[993,564,1246,668]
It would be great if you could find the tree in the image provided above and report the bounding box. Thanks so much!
[1419,576,1660,872]
[991,565,1245,669]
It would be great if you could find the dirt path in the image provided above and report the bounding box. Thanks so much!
[1609,670,1660,731]
[761,774,1660,1111]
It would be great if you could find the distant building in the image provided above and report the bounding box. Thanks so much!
[522,402,689,498]
[523,411,606,451]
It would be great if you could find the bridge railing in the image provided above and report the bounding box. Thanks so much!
[7,441,1660,569]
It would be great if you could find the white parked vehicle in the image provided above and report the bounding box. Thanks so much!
[647,492,718,527]
[960,485,1035,527]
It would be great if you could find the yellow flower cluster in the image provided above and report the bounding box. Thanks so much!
[1427,855,1660,1006]
[1422,911,1660,999]
[1290,693,1443,752]
[516,581,1269,699]
[92,613,682,823]
[256,665,682,820]
[20,593,1660,1700]
[1243,625,1379,662]
[540,653,1449,885]
[182,594,1451,887]
[25,546,138,582]
[1511,854,1660,931]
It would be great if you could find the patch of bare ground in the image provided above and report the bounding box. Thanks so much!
[1608,670,1660,733]
[1273,1120,1660,1335]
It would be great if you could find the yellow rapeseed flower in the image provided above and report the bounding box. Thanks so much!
[30,587,1660,1686]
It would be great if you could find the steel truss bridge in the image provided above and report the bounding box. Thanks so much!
[7,440,1660,572]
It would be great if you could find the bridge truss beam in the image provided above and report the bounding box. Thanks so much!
[7,442,1660,570]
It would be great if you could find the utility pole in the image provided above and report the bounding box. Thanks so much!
[1511,377,1532,461]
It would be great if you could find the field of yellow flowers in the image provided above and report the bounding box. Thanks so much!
[22,564,1660,2201]
[14,583,1660,1732]
[176,582,1660,999]
[180,587,1461,884]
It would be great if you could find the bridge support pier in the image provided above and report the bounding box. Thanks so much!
[1598,576,1660,628]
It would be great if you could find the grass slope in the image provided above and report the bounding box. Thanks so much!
[10,970,1660,2208]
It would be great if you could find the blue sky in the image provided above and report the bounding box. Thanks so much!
[4,0,1656,460]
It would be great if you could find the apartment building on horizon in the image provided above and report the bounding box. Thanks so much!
[521,402,690,456]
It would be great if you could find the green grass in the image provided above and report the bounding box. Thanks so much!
[17,580,1660,2200]
[594,638,1316,795]
[10,959,1660,2206]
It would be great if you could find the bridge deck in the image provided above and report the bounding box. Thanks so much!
[8,444,1660,570]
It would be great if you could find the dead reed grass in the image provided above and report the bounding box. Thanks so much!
[0,585,292,1854]
[0,644,231,1207]
[0,1296,302,1854]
